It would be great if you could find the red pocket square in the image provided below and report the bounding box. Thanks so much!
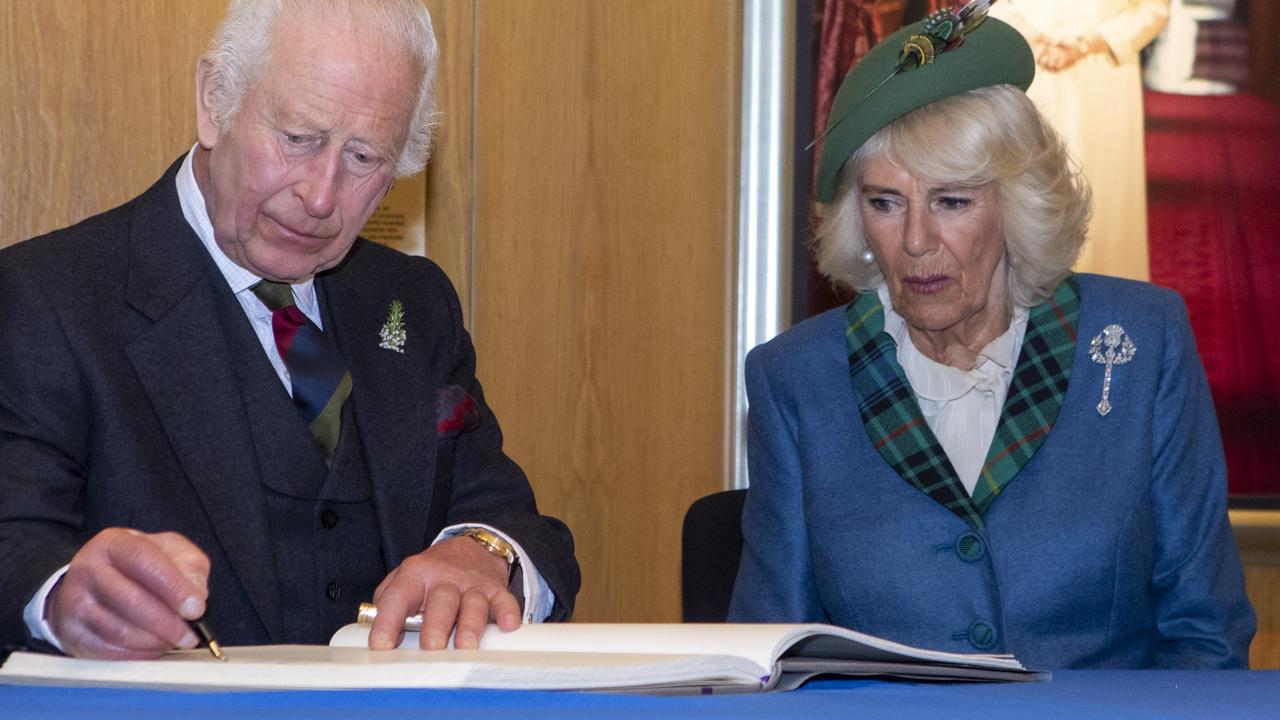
[435,385,481,436]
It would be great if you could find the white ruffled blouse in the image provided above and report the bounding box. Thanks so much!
[878,286,1030,496]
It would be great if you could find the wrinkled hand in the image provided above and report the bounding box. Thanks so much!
[369,536,518,651]
[48,528,210,660]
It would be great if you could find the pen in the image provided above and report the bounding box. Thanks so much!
[190,615,228,661]
[358,602,423,632]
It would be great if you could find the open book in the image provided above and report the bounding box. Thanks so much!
[0,623,1043,693]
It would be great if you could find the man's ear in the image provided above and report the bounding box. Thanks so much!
[377,179,395,204]
[194,57,222,149]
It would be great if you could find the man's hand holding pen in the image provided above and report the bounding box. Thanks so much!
[47,528,212,660]
[368,535,519,651]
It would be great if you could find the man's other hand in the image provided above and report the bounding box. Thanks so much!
[369,535,518,651]
[48,528,211,659]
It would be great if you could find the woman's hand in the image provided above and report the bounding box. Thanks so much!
[1036,32,1107,72]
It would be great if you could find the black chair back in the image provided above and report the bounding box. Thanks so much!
[680,489,748,622]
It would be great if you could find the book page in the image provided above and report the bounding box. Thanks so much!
[329,622,1025,672]
[331,622,797,670]
[784,631,1024,670]
[0,645,766,692]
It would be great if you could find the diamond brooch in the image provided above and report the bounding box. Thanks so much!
[1089,324,1136,416]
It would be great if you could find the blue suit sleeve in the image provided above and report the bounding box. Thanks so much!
[1148,293,1255,667]
[728,344,827,622]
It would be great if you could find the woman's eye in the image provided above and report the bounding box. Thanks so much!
[937,196,971,210]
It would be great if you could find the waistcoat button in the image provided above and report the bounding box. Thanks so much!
[321,509,339,529]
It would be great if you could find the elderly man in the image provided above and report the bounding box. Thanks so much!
[0,0,578,660]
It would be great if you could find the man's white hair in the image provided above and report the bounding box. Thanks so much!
[201,0,438,177]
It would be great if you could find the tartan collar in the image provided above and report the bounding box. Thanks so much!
[844,277,1081,528]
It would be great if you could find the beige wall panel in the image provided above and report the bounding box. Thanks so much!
[472,0,740,622]
[1245,564,1280,668]
[0,0,224,246]
[1235,512,1280,668]
[421,0,474,321]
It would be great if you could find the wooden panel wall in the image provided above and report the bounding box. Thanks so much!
[1232,511,1280,668]
[0,0,224,246]
[421,0,474,318]
[469,0,741,623]
[1245,566,1280,668]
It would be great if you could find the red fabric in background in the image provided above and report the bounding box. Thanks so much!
[805,0,962,317]
[808,1,880,316]
[814,1,876,153]
[1145,90,1280,496]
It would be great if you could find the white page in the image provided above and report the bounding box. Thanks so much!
[329,623,1024,672]
[331,623,793,670]
[0,645,767,692]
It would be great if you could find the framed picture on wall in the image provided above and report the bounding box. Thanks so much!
[796,0,1280,504]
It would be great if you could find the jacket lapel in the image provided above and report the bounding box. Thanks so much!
[844,278,1082,527]
[121,162,285,641]
[971,276,1080,513]
[319,251,436,570]
[844,293,984,529]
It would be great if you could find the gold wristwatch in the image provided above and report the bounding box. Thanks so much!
[461,527,516,565]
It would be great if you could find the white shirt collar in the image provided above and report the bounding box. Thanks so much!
[878,284,1028,402]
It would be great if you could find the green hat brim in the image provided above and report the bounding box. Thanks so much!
[814,17,1034,203]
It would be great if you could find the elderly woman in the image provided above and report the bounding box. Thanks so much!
[728,11,1255,669]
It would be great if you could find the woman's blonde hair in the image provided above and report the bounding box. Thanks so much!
[814,85,1091,308]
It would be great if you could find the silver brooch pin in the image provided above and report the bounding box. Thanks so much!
[1089,324,1136,416]
[378,300,406,354]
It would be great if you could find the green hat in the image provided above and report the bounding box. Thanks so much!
[814,15,1034,203]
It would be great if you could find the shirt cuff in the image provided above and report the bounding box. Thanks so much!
[435,524,555,623]
[23,565,69,653]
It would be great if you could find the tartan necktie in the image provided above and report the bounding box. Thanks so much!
[251,280,352,466]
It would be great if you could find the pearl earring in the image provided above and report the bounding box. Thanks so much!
[860,248,876,265]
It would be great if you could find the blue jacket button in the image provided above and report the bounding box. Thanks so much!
[955,531,986,562]
[968,621,997,650]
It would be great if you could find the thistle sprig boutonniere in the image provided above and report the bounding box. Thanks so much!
[379,300,406,354]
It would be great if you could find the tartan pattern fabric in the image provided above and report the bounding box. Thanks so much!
[971,277,1080,513]
[844,276,1081,529]
[845,293,983,528]
[252,280,352,466]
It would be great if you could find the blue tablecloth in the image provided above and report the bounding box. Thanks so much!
[2,671,1276,719]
